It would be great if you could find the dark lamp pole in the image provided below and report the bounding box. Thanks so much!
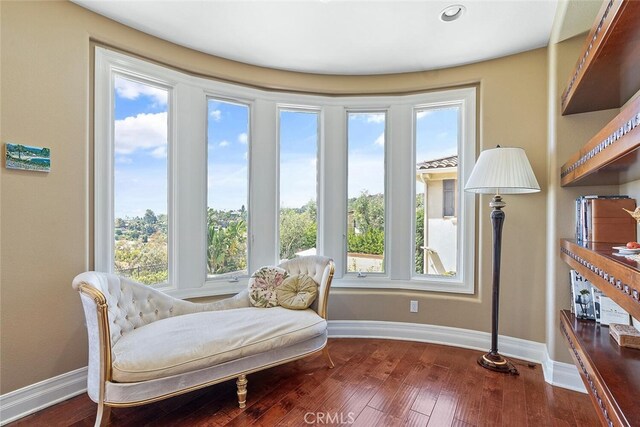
[464,146,540,374]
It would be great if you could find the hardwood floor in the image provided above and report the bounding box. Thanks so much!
[9,339,599,427]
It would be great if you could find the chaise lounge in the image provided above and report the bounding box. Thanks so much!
[73,255,335,426]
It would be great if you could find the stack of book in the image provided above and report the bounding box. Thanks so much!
[575,195,636,243]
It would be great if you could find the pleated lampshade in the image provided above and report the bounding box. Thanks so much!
[465,146,540,194]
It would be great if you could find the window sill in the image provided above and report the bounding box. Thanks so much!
[333,277,474,294]
[159,275,473,300]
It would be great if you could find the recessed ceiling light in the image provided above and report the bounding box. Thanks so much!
[440,5,466,22]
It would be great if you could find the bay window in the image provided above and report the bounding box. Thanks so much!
[95,47,475,296]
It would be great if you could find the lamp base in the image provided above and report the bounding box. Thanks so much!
[477,351,519,375]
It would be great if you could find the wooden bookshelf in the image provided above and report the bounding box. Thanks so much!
[559,2,640,424]
[561,0,640,115]
[560,96,640,187]
[560,239,640,321]
[560,310,640,427]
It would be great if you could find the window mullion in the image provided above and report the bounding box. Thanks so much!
[173,83,207,289]
[250,99,278,270]
[388,104,413,280]
[321,106,347,278]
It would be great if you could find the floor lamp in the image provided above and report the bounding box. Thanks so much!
[465,146,540,374]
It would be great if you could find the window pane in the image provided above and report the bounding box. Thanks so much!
[415,106,460,276]
[207,99,249,277]
[113,76,169,285]
[279,110,319,261]
[347,112,385,273]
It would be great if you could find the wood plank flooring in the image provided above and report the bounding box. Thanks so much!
[9,339,599,427]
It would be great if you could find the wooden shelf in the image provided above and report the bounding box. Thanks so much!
[560,239,640,321]
[561,0,640,115]
[560,96,640,186]
[560,310,640,427]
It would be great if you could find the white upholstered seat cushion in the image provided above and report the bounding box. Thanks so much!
[111,307,326,383]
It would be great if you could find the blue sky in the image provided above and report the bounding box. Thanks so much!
[416,107,459,164]
[208,100,249,212]
[348,112,386,198]
[114,76,168,219]
[113,77,458,218]
[279,110,318,209]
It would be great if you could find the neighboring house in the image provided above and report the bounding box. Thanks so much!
[416,155,458,275]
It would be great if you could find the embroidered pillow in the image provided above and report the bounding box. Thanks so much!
[276,274,318,310]
[248,266,289,308]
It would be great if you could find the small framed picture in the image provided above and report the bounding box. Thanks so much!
[5,143,50,172]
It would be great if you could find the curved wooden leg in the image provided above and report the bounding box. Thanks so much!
[323,346,335,369]
[236,374,248,408]
[95,402,111,427]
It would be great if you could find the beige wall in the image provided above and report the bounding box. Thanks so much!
[1,1,549,393]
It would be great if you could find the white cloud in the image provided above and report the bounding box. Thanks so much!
[374,132,385,147]
[151,146,167,159]
[243,152,248,160]
[219,140,230,147]
[366,113,386,124]
[416,110,434,120]
[116,156,133,164]
[115,112,167,155]
[210,109,222,121]
[238,132,248,144]
[115,78,167,106]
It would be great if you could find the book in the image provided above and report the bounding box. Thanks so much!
[591,286,603,322]
[609,323,640,349]
[571,270,595,320]
[599,295,630,326]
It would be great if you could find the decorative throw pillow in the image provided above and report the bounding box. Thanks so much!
[276,274,318,310]
[248,266,289,308]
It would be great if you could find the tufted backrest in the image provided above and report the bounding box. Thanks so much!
[73,272,204,346]
[278,256,334,318]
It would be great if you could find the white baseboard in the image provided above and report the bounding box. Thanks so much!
[327,320,585,393]
[0,320,585,424]
[541,353,587,393]
[0,367,87,426]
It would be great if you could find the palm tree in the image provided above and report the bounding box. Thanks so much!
[15,144,25,160]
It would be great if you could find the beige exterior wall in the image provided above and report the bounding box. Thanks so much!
[2,0,550,393]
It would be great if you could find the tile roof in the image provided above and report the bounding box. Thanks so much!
[416,155,458,170]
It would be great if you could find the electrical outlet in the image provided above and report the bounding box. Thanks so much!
[410,300,418,313]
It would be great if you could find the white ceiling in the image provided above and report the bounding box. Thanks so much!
[73,0,560,75]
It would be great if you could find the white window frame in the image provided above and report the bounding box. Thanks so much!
[276,105,323,262]
[95,47,476,297]
[205,95,253,281]
[345,109,389,278]
[407,98,476,292]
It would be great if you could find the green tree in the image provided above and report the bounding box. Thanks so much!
[144,209,157,225]
[350,191,384,233]
[207,209,247,275]
[15,144,25,160]
[279,207,316,260]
